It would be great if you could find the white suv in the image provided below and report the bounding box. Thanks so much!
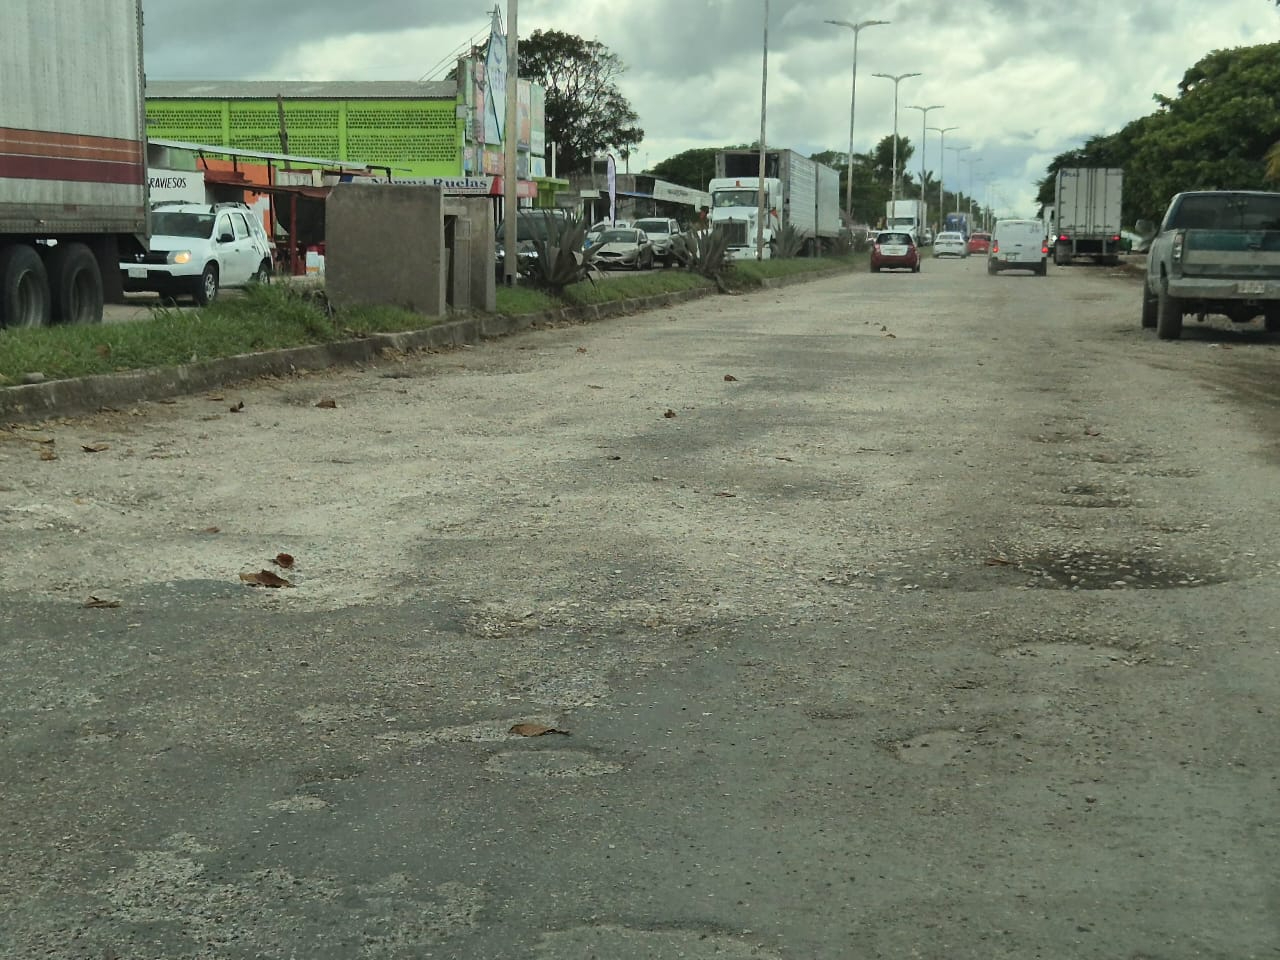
[631,217,681,266]
[122,202,274,305]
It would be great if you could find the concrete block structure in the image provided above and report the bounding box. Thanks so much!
[326,184,447,316]
[326,184,495,316]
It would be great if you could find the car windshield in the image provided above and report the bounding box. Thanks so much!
[633,220,671,235]
[600,229,638,244]
[877,233,912,245]
[713,190,759,208]
[151,212,215,239]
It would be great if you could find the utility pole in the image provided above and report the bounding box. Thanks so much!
[755,0,769,260]
[502,0,519,286]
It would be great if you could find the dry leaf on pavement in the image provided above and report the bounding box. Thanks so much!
[315,399,337,409]
[663,409,677,419]
[81,443,109,453]
[509,723,570,737]
[83,596,121,609]
[239,569,293,588]
[272,553,296,569]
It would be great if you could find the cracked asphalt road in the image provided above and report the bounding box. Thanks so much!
[2,257,1278,959]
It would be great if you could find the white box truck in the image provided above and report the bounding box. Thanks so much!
[708,149,842,259]
[1053,168,1123,266]
[885,199,929,245]
[0,0,149,328]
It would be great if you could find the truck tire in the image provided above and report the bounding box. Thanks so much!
[1141,282,1158,328]
[1156,284,1184,340]
[193,264,219,306]
[46,242,103,325]
[1265,310,1280,334]
[1036,260,1048,276]
[0,243,52,328]
[987,260,998,275]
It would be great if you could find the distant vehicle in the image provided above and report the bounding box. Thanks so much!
[122,202,273,305]
[885,199,929,245]
[988,219,1048,276]
[967,231,992,255]
[1053,168,1123,266]
[589,228,655,270]
[869,230,920,273]
[1142,189,1280,339]
[709,149,842,259]
[585,220,628,248]
[943,212,972,238]
[933,231,967,258]
[631,217,681,267]
[2,0,148,327]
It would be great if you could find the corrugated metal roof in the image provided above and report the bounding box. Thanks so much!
[146,80,458,101]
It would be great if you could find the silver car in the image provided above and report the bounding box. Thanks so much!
[932,231,968,258]
[589,228,655,270]
[631,217,681,267]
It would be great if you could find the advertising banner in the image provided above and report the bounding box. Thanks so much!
[484,9,507,144]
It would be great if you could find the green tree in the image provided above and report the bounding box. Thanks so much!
[1040,42,1280,223]
[516,30,644,175]
[649,147,719,190]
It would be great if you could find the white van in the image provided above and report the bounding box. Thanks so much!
[988,219,1048,276]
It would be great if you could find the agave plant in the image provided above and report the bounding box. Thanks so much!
[774,224,810,259]
[520,212,596,294]
[670,227,733,290]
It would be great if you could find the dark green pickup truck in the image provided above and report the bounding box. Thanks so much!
[1141,190,1280,339]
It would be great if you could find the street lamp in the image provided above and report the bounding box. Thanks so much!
[825,18,889,220]
[928,125,957,226]
[905,104,942,214]
[871,72,921,206]
[947,145,971,213]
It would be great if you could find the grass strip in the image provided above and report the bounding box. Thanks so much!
[0,255,858,385]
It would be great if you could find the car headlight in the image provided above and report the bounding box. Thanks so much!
[167,250,192,265]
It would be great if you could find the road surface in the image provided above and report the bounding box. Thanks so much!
[2,255,1278,959]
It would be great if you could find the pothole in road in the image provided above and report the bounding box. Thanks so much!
[892,729,973,766]
[1018,549,1225,590]
[484,748,624,779]
[997,643,1140,667]
[536,924,783,959]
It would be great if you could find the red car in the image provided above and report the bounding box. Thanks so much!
[967,231,992,255]
[869,231,921,273]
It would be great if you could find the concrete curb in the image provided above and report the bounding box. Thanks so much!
[0,265,853,422]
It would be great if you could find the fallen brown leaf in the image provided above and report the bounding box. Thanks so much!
[272,553,296,569]
[606,455,622,461]
[1084,427,1101,436]
[315,399,337,409]
[724,374,739,382]
[206,396,224,402]
[774,456,794,462]
[239,569,293,588]
[229,401,244,413]
[83,596,121,609]
[81,443,109,453]
[714,491,737,498]
[663,409,677,419]
[94,343,111,358]
[884,333,897,339]
[985,557,1013,566]
[587,384,604,390]
[576,346,588,353]
[201,526,221,534]
[39,449,58,461]
[509,722,570,737]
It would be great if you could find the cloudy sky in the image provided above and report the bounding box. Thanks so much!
[141,0,1280,215]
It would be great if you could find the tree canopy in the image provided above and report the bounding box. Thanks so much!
[516,29,643,176]
[1037,41,1280,224]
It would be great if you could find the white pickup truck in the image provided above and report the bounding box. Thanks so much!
[1141,190,1280,339]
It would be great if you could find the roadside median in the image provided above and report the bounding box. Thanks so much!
[0,256,859,422]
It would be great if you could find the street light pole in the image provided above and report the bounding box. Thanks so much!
[755,0,769,261]
[904,104,942,215]
[872,72,921,208]
[825,18,889,221]
[947,145,970,213]
[928,125,957,227]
